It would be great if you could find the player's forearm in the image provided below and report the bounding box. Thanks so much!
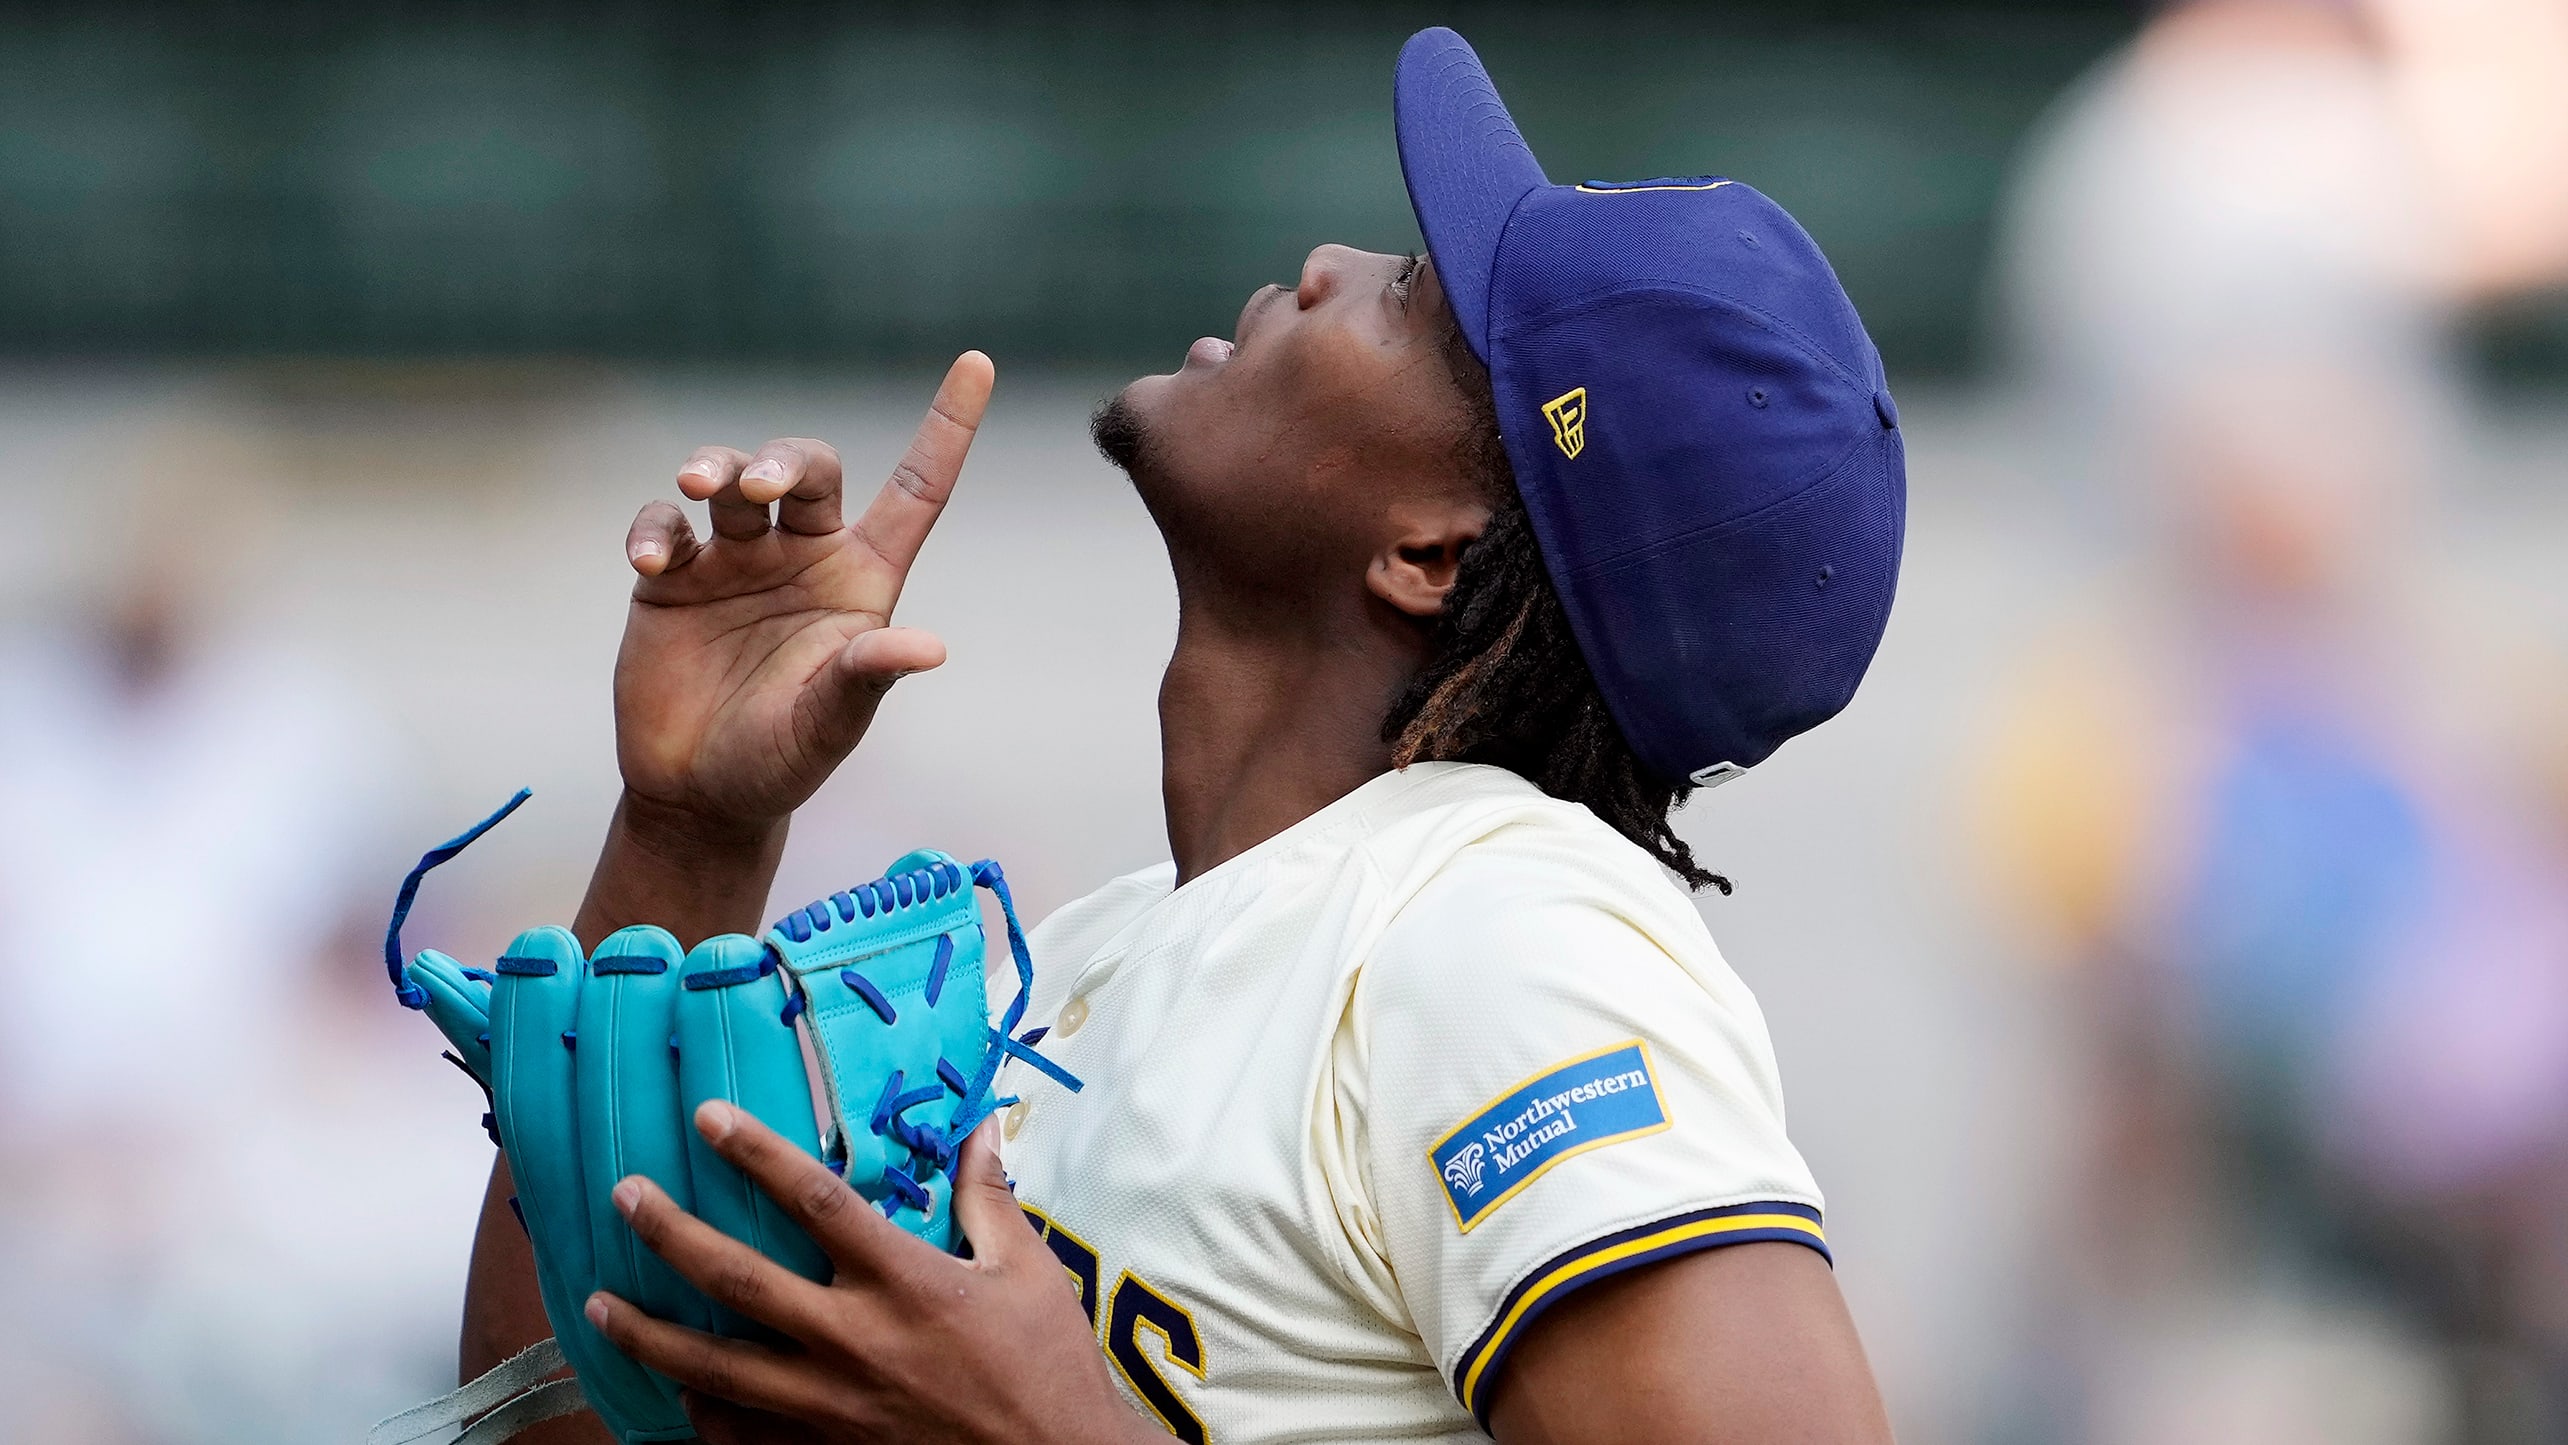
[571,791,788,950]
[459,1157,616,1444]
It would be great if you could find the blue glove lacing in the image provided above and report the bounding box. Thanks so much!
[766,856,1083,1217]
[383,788,532,1009]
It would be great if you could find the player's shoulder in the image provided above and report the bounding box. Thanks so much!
[1340,770,1805,1217]
[1367,763,1710,929]
[1356,765,1741,1006]
[1357,762,1668,877]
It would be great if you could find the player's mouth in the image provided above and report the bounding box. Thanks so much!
[1185,282,1289,370]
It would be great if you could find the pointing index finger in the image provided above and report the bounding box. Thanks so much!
[850,351,993,577]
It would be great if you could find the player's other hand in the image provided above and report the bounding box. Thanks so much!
[588,1106,1155,1445]
[616,352,993,833]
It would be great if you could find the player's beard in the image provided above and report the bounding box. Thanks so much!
[1089,387,1241,599]
[1090,387,1197,548]
[1089,389,1160,487]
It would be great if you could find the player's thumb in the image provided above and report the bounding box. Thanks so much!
[952,1118,1035,1266]
[803,625,945,747]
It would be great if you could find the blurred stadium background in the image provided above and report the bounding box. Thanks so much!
[3,3,2566,1442]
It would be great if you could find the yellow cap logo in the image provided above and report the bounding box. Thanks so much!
[1541,387,1588,460]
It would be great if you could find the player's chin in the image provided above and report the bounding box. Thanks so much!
[1105,361,1216,435]
[1091,375,1167,477]
[1115,367,1175,411]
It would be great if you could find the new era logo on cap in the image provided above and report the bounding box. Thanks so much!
[1540,387,1587,459]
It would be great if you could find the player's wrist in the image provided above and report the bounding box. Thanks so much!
[613,789,788,862]
[573,791,788,949]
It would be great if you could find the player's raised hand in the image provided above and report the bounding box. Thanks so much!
[615,352,993,831]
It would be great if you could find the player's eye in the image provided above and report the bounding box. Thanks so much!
[1390,252,1422,309]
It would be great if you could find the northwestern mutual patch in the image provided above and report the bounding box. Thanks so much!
[1429,1040,1669,1232]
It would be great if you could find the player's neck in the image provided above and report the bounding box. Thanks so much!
[1155,609,1411,886]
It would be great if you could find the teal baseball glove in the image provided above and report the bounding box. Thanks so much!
[370,793,1080,1445]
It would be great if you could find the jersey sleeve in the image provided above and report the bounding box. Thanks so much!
[1337,831,1825,1425]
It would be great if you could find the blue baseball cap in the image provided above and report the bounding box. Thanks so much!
[1395,27,1906,788]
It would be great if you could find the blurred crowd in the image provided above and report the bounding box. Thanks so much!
[0,2,2564,1442]
[0,453,489,1437]
[1979,1,2568,1441]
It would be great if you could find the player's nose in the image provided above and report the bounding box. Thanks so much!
[1293,244,1372,309]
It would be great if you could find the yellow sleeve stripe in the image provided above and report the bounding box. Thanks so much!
[1454,1205,1829,1419]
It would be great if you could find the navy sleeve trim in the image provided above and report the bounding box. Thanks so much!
[1451,1200,1828,1423]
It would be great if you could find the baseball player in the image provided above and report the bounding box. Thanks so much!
[455,27,1902,1445]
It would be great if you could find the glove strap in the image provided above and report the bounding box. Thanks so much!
[367,1336,585,1445]
[456,1377,592,1445]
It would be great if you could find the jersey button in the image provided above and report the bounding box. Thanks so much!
[1056,996,1091,1037]
[1003,1099,1032,1139]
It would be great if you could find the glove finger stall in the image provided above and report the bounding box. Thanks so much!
[677,933,832,1340]
[493,925,690,1443]
[405,949,495,1085]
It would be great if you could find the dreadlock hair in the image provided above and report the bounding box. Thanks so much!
[1383,320,1731,895]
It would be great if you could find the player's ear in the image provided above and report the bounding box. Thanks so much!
[1367,501,1489,619]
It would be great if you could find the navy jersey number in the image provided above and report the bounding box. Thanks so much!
[1023,1204,1207,1441]
[1107,1272,1208,1443]
[1025,1204,1103,1325]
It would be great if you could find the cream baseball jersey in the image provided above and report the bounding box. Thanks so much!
[992,762,1827,1442]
